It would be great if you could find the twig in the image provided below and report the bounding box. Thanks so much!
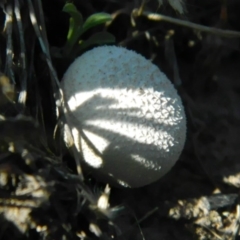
[4,1,15,84]
[35,0,50,57]
[164,31,181,86]
[27,0,49,59]
[135,9,240,38]
[27,0,84,180]
[14,0,27,105]
[119,27,162,46]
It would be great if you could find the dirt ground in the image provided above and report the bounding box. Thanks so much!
[0,0,240,239]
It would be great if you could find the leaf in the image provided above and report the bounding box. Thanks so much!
[66,17,75,41]
[62,3,83,53]
[62,3,83,27]
[62,6,113,58]
[77,32,115,53]
[167,0,186,14]
[82,13,112,34]
[157,0,186,14]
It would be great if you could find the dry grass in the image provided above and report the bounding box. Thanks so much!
[0,0,240,239]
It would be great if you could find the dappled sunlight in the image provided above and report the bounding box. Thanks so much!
[62,45,186,187]
[130,153,162,170]
[80,129,106,168]
[65,86,185,187]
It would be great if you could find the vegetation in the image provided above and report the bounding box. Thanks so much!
[0,0,240,239]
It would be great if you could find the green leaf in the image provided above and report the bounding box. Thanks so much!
[62,3,83,27]
[76,32,115,53]
[82,13,112,34]
[66,17,75,41]
[62,3,83,53]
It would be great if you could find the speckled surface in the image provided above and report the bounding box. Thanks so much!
[62,46,186,187]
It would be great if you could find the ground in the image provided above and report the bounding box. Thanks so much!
[0,0,240,239]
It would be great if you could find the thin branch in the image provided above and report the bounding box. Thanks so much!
[35,0,50,56]
[14,0,27,105]
[4,1,15,84]
[27,0,84,180]
[135,9,240,38]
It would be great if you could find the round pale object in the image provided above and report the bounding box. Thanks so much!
[62,46,186,188]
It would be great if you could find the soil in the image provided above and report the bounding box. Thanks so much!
[0,0,240,239]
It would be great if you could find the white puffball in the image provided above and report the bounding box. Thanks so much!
[61,46,186,188]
